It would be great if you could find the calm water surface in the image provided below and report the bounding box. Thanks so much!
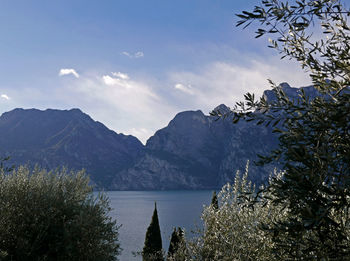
[105,190,212,261]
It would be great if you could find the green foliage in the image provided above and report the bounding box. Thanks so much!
[185,163,287,260]
[0,166,121,261]
[210,0,350,259]
[181,163,350,260]
[143,203,163,261]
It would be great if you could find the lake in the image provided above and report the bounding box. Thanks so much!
[106,190,213,261]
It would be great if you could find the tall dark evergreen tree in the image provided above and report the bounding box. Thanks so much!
[167,227,184,260]
[210,191,219,210]
[143,202,163,261]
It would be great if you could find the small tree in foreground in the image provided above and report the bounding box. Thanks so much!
[0,166,121,261]
[143,203,163,261]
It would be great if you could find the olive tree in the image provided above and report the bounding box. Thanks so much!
[0,166,121,261]
[177,162,350,260]
[185,163,287,261]
[211,0,350,259]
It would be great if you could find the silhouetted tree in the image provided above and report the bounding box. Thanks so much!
[210,191,219,210]
[167,227,184,260]
[143,202,163,261]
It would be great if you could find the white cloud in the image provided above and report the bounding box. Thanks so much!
[169,57,311,114]
[102,75,122,86]
[102,72,131,86]
[59,68,80,78]
[102,76,132,90]
[61,71,174,144]
[1,94,10,100]
[101,72,158,99]
[174,83,194,95]
[121,52,131,57]
[128,128,153,144]
[121,51,144,58]
[61,56,310,143]
[112,72,130,80]
[134,51,144,58]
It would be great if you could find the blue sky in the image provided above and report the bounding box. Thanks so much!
[0,0,310,143]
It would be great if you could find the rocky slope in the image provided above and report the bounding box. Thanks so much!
[112,82,318,190]
[0,108,143,188]
[112,105,279,190]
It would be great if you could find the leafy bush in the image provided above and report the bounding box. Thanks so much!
[0,166,121,261]
[189,163,284,260]
[179,162,285,260]
[177,161,350,260]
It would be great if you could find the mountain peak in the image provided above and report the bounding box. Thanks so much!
[213,104,230,115]
[263,82,316,103]
[278,82,291,89]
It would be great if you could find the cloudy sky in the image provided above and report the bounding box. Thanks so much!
[0,0,311,143]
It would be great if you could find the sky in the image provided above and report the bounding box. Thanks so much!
[0,0,311,144]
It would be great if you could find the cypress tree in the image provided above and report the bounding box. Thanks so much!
[167,227,184,260]
[211,191,219,210]
[143,202,163,261]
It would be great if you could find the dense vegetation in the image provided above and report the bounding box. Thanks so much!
[232,0,350,258]
[185,163,287,260]
[0,165,120,261]
[136,1,350,259]
[203,0,350,259]
[164,164,350,260]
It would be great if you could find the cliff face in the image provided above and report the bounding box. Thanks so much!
[112,105,278,190]
[0,108,143,188]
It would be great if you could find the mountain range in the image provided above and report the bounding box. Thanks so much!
[0,108,143,189]
[0,83,307,190]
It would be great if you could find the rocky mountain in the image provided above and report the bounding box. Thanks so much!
[263,82,321,102]
[0,108,143,188]
[0,83,315,190]
[111,105,278,190]
[111,82,312,190]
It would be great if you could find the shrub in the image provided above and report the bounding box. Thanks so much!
[181,161,350,260]
[185,162,287,260]
[0,166,121,261]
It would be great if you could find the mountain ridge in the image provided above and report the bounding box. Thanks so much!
[0,108,143,189]
[0,83,315,190]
